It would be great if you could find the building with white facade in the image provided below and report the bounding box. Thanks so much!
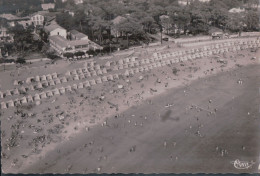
[44,23,67,39]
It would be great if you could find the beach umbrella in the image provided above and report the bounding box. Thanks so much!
[139,67,144,72]
[124,64,129,69]
[1,102,7,109]
[125,58,130,63]
[59,87,65,94]
[65,71,71,76]
[134,62,140,67]
[157,62,162,67]
[53,88,60,95]
[39,92,47,99]
[0,91,3,98]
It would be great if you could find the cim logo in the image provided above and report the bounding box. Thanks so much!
[231,159,255,170]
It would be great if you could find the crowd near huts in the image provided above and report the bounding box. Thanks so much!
[1,38,260,110]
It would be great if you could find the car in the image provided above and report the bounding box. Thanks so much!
[162,37,169,41]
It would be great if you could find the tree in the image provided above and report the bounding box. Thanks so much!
[16,57,26,64]
[116,18,144,48]
[244,10,259,31]
[226,13,244,33]
[9,24,34,52]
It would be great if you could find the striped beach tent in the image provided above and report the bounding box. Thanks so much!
[96,77,102,84]
[39,92,47,99]
[46,91,54,97]
[102,76,108,82]
[21,96,27,104]
[90,79,96,85]
[65,85,72,91]
[41,75,47,81]
[59,87,66,94]
[34,93,40,101]
[72,84,78,90]
[53,88,60,95]
[52,72,58,79]
[7,100,14,108]
[113,74,119,80]
[1,102,7,109]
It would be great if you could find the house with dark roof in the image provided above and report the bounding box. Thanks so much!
[0,14,31,27]
[49,34,103,55]
[70,30,89,40]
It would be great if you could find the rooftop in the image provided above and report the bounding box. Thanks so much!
[70,29,88,40]
[0,14,30,21]
[44,23,66,32]
[112,16,127,25]
[50,35,91,48]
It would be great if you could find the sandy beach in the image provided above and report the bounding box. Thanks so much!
[1,38,260,173]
